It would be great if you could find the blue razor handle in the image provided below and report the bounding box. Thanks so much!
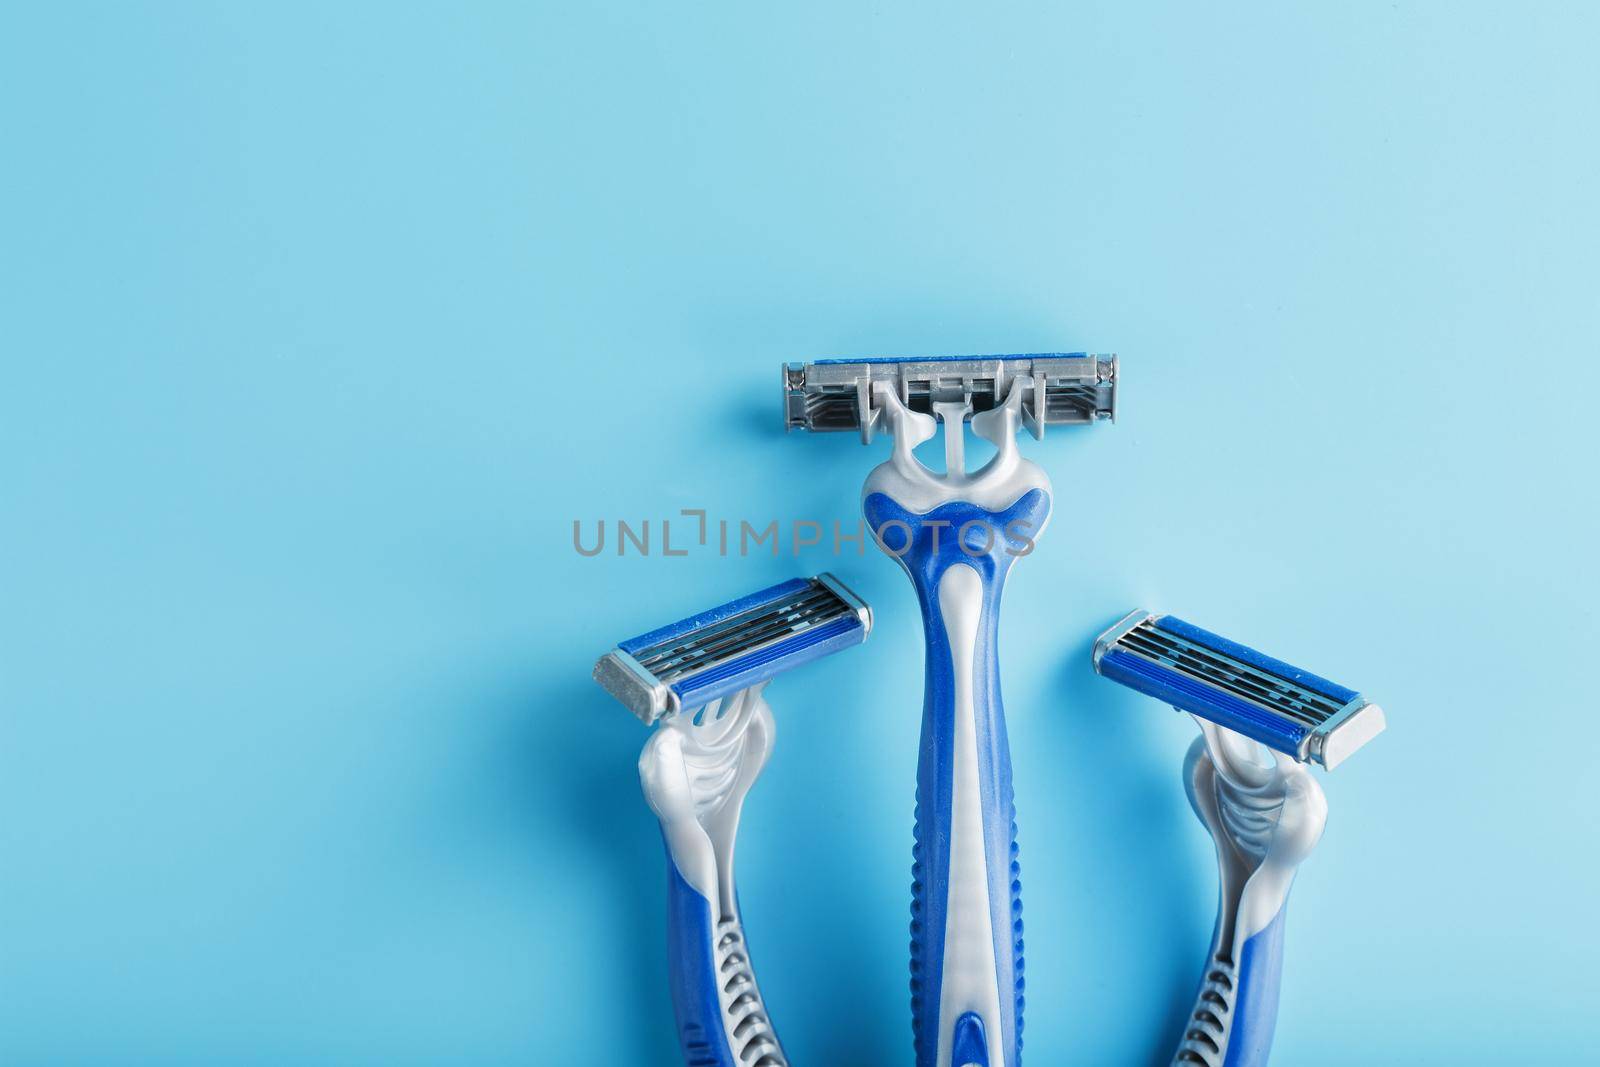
[1174,894,1289,1067]
[1224,910,1289,1067]
[638,693,790,1067]
[1175,882,1289,1067]
[865,488,1050,1067]
[1170,732,1325,1067]
[664,854,774,1067]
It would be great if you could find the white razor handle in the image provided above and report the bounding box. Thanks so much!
[862,385,1050,1067]
[638,686,787,1067]
[1173,724,1327,1067]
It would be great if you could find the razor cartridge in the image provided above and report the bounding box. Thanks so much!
[594,573,872,726]
[1093,610,1386,770]
[783,353,1116,442]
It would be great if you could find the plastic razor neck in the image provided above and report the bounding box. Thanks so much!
[861,378,1053,517]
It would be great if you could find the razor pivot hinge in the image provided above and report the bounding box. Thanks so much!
[782,354,1117,444]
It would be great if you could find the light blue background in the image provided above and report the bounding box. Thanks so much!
[3,3,1597,1064]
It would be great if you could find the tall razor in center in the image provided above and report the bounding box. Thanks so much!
[785,355,1117,1067]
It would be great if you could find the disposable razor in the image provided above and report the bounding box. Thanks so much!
[785,355,1117,1067]
[1093,611,1386,1067]
[594,574,872,1067]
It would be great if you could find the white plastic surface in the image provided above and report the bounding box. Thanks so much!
[639,685,774,915]
[1190,720,1328,946]
[933,563,1006,1067]
[861,378,1053,519]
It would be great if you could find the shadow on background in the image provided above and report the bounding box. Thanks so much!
[508,670,676,1064]
[752,704,908,1067]
[1036,629,1210,1067]
[512,667,905,1066]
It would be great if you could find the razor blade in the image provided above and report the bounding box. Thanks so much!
[783,353,1117,442]
[1093,610,1386,770]
[594,573,872,725]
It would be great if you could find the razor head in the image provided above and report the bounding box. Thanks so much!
[594,573,872,726]
[1092,610,1385,770]
[782,354,1116,440]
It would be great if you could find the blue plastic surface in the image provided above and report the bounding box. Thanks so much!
[864,488,1050,1067]
[1153,616,1360,706]
[1224,907,1288,1067]
[670,613,864,711]
[619,577,814,655]
[951,1012,990,1066]
[665,849,736,1067]
[1097,648,1311,757]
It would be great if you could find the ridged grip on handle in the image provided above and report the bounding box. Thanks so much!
[665,857,738,1067]
[1173,904,1287,1067]
[664,851,786,1067]
[865,489,1050,1067]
